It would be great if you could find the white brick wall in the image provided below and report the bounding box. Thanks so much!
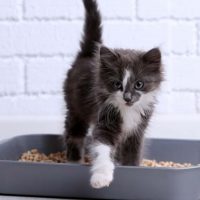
[137,0,169,19]
[0,0,22,20]
[103,21,169,53]
[170,0,200,19]
[0,22,82,56]
[0,0,200,116]
[0,58,24,95]
[24,0,83,20]
[0,95,64,116]
[26,57,71,93]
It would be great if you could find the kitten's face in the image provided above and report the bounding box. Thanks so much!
[99,46,163,106]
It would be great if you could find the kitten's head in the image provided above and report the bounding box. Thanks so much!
[98,46,163,107]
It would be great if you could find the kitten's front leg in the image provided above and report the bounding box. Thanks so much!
[90,140,115,189]
[120,134,144,166]
[90,104,121,189]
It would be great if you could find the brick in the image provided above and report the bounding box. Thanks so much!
[137,0,169,19]
[170,56,200,90]
[170,22,196,54]
[24,0,135,20]
[169,92,196,114]
[98,0,135,19]
[0,95,64,116]
[170,0,200,19]
[103,22,170,54]
[0,0,21,20]
[0,59,24,94]
[26,57,72,93]
[24,0,83,19]
[0,22,82,56]
[138,0,200,19]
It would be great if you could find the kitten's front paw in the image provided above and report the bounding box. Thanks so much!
[90,173,113,189]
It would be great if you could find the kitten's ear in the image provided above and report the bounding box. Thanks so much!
[100,46,118,64]
[143,48,161,64]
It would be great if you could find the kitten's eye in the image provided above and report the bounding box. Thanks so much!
[113,81,122,90]
[134,81,144,90]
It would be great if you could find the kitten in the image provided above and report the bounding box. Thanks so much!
[63,0,163,189]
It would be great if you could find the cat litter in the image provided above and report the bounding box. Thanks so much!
[0,134,200,200]
[18,148,192,168]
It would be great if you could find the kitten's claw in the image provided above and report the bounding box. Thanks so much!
[90,173,113,189]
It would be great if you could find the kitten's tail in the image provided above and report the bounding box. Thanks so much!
[79,0,102,57]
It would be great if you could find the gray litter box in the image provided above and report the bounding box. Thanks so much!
[0,134,200,200]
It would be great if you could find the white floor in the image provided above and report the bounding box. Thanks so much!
[0,197,79,200]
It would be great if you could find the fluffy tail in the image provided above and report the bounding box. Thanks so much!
[79,0,102,57]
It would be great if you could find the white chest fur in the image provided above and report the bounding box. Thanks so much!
[110,91,156,137]
[120,104,142,133]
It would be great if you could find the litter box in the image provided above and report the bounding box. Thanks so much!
[0,134,200,200]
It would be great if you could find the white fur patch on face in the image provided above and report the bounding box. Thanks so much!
[90,143,114,189]
[122,70,131,90]
[108,90,157,139]
[87,124,95,136]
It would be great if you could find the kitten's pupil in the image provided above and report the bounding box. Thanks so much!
[114,81,122,90]
[134,81,144,90]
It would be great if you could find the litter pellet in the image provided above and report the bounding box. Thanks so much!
[141,159,192,168]
[18,149,192,168]
[19,149,66,163]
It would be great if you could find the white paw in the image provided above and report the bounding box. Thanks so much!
[90,173,113,189]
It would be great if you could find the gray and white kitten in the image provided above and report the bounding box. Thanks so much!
[63,0,163,189]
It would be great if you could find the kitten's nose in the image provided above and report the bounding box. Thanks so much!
[123,92,132,103]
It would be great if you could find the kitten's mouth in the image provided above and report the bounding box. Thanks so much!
[125,102,133,106]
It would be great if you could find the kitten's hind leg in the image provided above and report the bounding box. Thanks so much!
[64,114,88,162]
